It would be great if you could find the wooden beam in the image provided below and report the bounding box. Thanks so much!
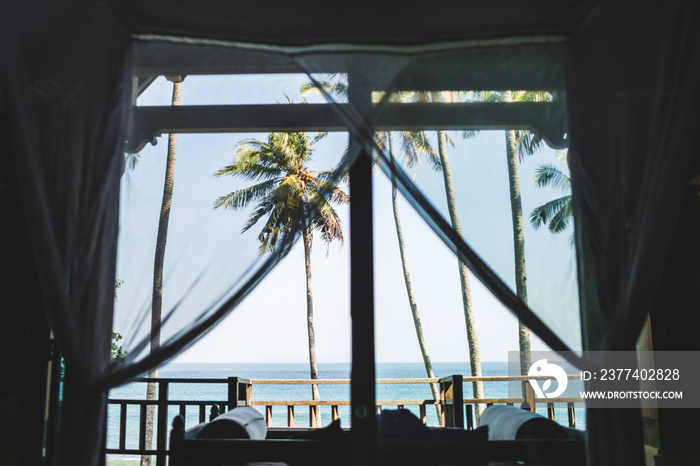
[133,41,305,77]
[132,41,566,93]
[126,101,566,152]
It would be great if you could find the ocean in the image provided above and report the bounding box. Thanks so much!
[106,361,585,463]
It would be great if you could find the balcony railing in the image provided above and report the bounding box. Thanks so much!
[106,374,583,465]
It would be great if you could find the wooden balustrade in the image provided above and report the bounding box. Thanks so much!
[106,375,584,465]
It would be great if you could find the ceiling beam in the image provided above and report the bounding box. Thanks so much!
[126,101,567,153]
[132,41,566,91]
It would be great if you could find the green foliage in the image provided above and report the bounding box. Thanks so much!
[111,332,126,362]
[114,278,124,301]
[214,131,348,253]
[112,279,126,362]
[530,153,574,244]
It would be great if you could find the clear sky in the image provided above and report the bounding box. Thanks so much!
[113,73,580,367]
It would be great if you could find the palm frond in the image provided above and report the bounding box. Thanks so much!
[315,167,349,186]
[214,139,287,180]
[374,132,388,155]
[300,74,348,100]
[307,200,344,245]
[556,151,568,165]
[125,152,141,170]
[308,179,350,207]
[253,182,304,251]
[512,90,552,103]
[530,195,570,230]
[213,179,279,210]
[533,163,571,192]
[515,130,545,160]
[242,202,276,234]
[548,198,573,233]
[463,90,499,103]
[400,130,437,169]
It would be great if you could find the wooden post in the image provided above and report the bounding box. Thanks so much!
[332,405,339,422]
[228,377,251,410]
[567,402,576,428]
[156,382,169,466]
[452,375,464,428]
[547,402,555,421]
[419,404,427,424]
[266,406,273,427]
[439,378,448,427]
[287,405,295,427]
[522,382,536,412]
[439,375,464,428]
[465,404,474,430]
[209,405,219,422]
[169,415,185,466]
[139,404,147,452]
[310,405,321,427]
[119,403,127,451]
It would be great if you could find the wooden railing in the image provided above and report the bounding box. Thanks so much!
[106,374,583,465]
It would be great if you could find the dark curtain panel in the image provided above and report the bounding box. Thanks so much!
[567,2,700,465]
[4,1,132,464]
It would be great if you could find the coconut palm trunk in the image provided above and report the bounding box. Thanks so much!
[143,77,182,466]
[502,91,531,380]
[387,134,441,420]
[434,91,485,420]
[301,226,322,427]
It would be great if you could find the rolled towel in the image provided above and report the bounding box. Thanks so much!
[479,405,567,440]
[194,406,267,439]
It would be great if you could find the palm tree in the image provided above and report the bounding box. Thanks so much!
[143,76,183,466]
[430,90,486,420]
[464,90,550,382]
[302,79,446,419]
[530,153,573,243]
[214,131,348,427]
[378,129,444,418]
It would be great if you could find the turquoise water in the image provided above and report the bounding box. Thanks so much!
[106,362,585,459]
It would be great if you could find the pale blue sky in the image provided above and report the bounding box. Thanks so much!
[114,74,580,365]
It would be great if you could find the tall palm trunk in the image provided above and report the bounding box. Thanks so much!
[143,78,181,466]
[434,91,485,420]
[387,134,441,420]
[302,227,322,427]
[502,91,531,380]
